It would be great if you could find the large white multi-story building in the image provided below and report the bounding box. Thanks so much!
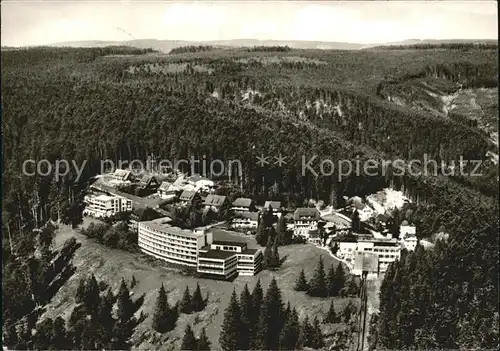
[293,208,321,239]
[138,220,210,267]
[334,235,401,273]
[138,222,263,279]
[83,194,132,218]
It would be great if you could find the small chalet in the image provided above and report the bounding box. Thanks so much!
[138,175,159,190]
[203,194,228,212]
[157,181,179,199]
[263,201,282,217]
[179,190,201,206]
[112,169,134,182]
[187,174,215,191]
[231,198,254,213]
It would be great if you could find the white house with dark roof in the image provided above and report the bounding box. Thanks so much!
[263,201,282,217]
[157,181,180,199]
[187,174,215,192]
[111,169,134,182]
[293,208,321,239]
[231,198,254,213]
[203,194,227,212]
[231,212,259,230]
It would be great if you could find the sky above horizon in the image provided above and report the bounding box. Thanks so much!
[1,1,498,47]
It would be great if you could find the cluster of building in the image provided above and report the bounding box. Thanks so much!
[137,218,262,280]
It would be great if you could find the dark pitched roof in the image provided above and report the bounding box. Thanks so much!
[204,194,227,207]
[179,190,197,201]
[264,201,281,210]
[232,198,253,207]
[234,212,259,221]
[158,181,172,190]
[199,250,237,260]
[139,175,158,187]
[212,240,247,247]
[293,208,320,221]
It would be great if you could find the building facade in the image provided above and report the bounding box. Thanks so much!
[138,220,209,267]
[293,208,321,239]
[83,194,132,218]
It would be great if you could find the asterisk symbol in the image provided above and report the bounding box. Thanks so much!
[274,153,287,167]
[256,154,269,167]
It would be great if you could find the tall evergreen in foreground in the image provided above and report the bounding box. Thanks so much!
[198,327,211,350]
[294,268,309,291]
[180,285,192,314]
[325,299,338,323]
[256,277,284,349]
[279,307,300,350]
[181,324,198,350]
[239,284,253,350]
[191,282,205,312]
[116,277,134,323]
[219,289,241,351]
[152,283,175,333]
[308,256,327,297]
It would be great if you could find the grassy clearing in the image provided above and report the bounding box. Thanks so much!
[46,219,356,350]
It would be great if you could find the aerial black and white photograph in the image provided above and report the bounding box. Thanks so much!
[1,0,498,350]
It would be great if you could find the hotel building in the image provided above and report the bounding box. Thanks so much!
[138,219,211,267]
[293,208,321,239]
[83,194,132,218]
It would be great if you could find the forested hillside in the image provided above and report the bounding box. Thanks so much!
[2,45,498,350]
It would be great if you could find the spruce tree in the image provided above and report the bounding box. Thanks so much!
[325,300,338,323]
[75,278,86,304]
[327,264,336,296]
[220,289,241,351]
[198,327,211,350]
[301,316,314,347]
[250,279,264,345]
[334,263,346,297]
[239,284,252,350]
[181,324,198,350]
[152,284,171,333]
[180,285,192,314]
[255,220,268,246]
[83,274,100,315]
[343,300,355,323]
[130,275,137,289]
[279,307,300,350]
[311,316,325,349]
[97,289,115,347]
[346,277,360,297]
[294,268,309,291]
[308,256,327,297]
[257,277,284,349]
[191,282,205,312]
[116,277,134,323]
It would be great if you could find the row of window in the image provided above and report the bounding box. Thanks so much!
[139,241,197,262]
[139,232,198,250]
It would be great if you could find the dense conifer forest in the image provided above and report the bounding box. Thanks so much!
[2,44,498,349]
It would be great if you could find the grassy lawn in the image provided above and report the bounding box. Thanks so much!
[47,219,358,350]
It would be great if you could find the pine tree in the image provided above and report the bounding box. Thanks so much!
[75,278,85,304]
[153,284,171,333]
[311,316,325,348]
[301,316,314,347]
[255,219,268,246]
[276,214,286,245]
[83,274,100,315]
[256,277,284,349]
[279,307,300,350]
[308,256,327,297]
[294,268,309,291]
[334,263,346,297]
[220,289,241,351]
[346,277,360,297]
[250,279,264,345]
[191,282,205,312]
[181,324,198,350]
[198,327,211,350]
[116,277,134,323]
[325,300,338,323]
[239,284,252,350]
[180,285,192,314]
[98,289,115,347]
